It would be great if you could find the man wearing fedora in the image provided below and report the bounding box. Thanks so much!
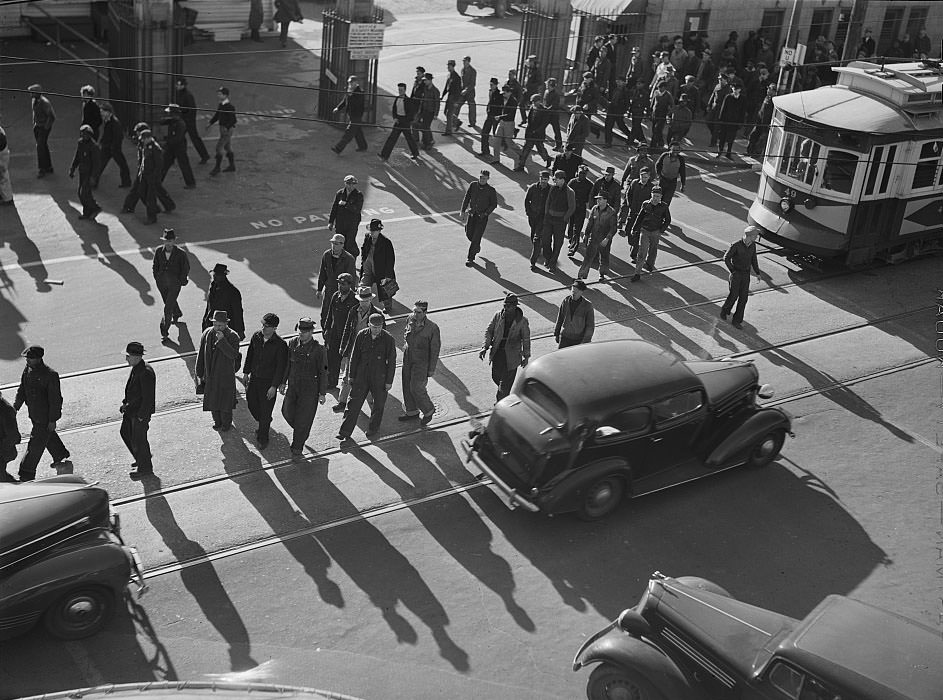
[480,295,530,402]
[202,263,246,339]
[13,346,71,481]
[280,317,328,457]
[328,174,364,259]
[337,313,396,441]
[29,84,56,178]
[333,285,385,412]
[399,300,440,425]
[360,219,396,315]
[317,233,357,327]
[121,342,156,480]
[69,124,102,220]
[321,274,358,392]
[196,310,242,431]
[161,104,196,189]
[243,313,289,448]
[153,228,190,339]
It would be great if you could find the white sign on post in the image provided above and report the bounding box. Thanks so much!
[780,47,796,65]
[349,48,380,59]
[348,23,384,51]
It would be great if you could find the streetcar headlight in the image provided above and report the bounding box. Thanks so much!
[779,197,792,213]
[803,196,817,209]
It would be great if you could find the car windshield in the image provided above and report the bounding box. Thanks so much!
[520,378,568,427]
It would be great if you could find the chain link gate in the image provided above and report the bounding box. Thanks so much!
[319,7,383,126]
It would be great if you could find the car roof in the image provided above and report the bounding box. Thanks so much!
[775,595,943,700]
[523,340,701,421]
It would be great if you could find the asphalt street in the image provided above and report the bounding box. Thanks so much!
[1,6,941,700]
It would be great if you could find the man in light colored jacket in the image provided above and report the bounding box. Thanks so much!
[554,280,595,348]
[399,300,441,425]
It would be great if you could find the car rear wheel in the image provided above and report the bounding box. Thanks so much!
[456,0,468,13]
[577,476,625,521]
[746,429,785,468]
[586,663,668,700]
[44,586,115,640]
[494,0,507,17]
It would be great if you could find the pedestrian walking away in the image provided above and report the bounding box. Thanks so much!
[515,94,552,171]
[555,279,595,348]
[566,165,593,256]
[280,317,328,457]
[161,104,196,188]
[69,125,102,220]
[442,60,462,135]
[337,314,397,441]
[135,129,176,224]
[332,76,368,153]
[461,169,498,266]
[654,142,686,204]
[0,124,12,206]
[207,86,237,175]
[603,77,631,147]
[243,313,289,447]
[334,285,385,411]
[579,193,617,281]
[80,85,102,141]
[96,103,132,188]
[715,82,745,159]
[29,84,56,177]
[399,300,441,425]
[537,170,575,270]
[121,341,156,481]
[196,310,242,431]
[175,77,211,163]
[317,234,357,326]
[202,263,246,339]
[0,390,20,482]
[13,346,70,482]
[322,274,359,392]
[721,226,762,329]
[153,228,190,339]
[565,106,590,157]
[360,218,397,313]
[630,185,671,281]
[379,83,420,161]
[480,294,530,402]
[328,174,365,258]
[520,54,544,123]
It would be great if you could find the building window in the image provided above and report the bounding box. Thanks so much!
[808,8,834,43]
[906,7,928,43]
[878,7,904,54]
[683,11,709,35]
[761,10,785,52]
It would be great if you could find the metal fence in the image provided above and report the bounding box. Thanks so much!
[319,7,383,125]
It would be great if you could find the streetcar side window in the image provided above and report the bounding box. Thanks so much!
[822,150,858,194]
[780,134,820,186]
[878,145,897,194]
[911,140,943,190]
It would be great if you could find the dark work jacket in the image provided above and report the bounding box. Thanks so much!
[568,176,593,211]
[139,142,163,183]
[208,102,237,129]
[361,233,395,281]
[283,337,328,392]
[486,87,504,119]
[175,88,199,126]
[725,239,760,274]
[101,116,125,154]
[329,187,364,231]
[153,245,190,286]
[70,138,101,176]
[123,360,156,419]
[524,183,551,222]
[337,87,365,121]
[14,362,63,423]
[348,328,396,387]
[164,115,188,149]
[317,250,357,295]
[443,70,462,100]
[202,279,246,338]
[553,152,583,182]
[323,291,359,346]
[243,331,289,384]
[523,106,549,139]
[631,199,672,234]
[717,92,746,128]
[82,100,102,140]
[461,181,498,216]
[390,95,418,126]
[591,176,622,208]
[340,302,385,357]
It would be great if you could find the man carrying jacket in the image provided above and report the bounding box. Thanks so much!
[554,280,595,348]
[399,300,441,425]
[14,346,70,481]
[121,341,156,481]
[153,228,190,339]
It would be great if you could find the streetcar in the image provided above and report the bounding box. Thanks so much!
[748,60,943,266]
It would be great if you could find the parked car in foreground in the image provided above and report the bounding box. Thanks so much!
[18,682,366,700]
[461,339,792,520]
[0,476,144,640]
[574,571,943,700]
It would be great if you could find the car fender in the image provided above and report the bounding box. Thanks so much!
[540,459,632,514]
[575,627,709,700]
[705,408,791,468]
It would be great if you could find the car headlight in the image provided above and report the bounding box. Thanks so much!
[757,383,775,400]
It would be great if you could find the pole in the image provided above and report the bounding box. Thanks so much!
[777,0,804,94]
[841,0,868,62]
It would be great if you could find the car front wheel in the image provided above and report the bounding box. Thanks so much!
[586,663,668,700]
[577,476,625,521]
[746,429,785,468]
[44,586,115,640]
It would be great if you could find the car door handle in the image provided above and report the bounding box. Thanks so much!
[650,437,663,442]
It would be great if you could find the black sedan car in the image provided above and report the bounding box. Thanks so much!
[0,476,144,640]
[462,339,792,520]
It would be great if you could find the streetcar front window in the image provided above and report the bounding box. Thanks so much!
[822,150,858,194]
[912,140,943,190]
[779,133,820,186]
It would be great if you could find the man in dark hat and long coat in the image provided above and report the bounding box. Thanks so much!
[153,228,190,339]
[243,313,288,448]
[202,263,245,339]
[196,310,242,431]
[328,175,364,259]
[121,341,156,480]
[13,346,71,481]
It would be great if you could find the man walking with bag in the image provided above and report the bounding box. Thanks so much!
[121,342,156,481]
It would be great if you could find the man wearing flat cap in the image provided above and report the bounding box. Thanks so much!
[460,170,498,266]
[331,76,368,154]
[202,263,245,339]
[161,104,196,189]
[317,233,357,326]
[280,317,328,458]
[196,310,242,431]
[121,342,156,480]
[379,83,420,162]
[153,228,190,339]
[480,295,530,402]
[334,284,385,411]
[243,313,289,447]
[14,346,71,481]
[29,84,56,178]
[69,125,102,220]
[328,175,364,259]
[337,313,397,441]
[322,274,359,392]
[399,300,440,425]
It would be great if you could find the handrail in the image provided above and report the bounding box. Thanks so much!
[26,3,108,56]
[21,17,109,85]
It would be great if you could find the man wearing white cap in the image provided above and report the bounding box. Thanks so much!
[317,232,357,325]
[329,174,364,259]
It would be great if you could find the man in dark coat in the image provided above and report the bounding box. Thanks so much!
[273,0,302,47]
[328,174,364,259]
[418,73,441,151]
[121,341,156,480]
[333,285,384,412]
[153,228,190,339]
[715,82,746,159]
[515,95,552,171]
[630,186,671,281]
[332,76,368,154]
[196,310,242,431]
[69,125,101,220]
[721,226,762,329]
[460,169,498,266]
[378,83,420,161]
[747,85,776,156]
[479,77,503,156]
[552,143,583,182]
[29,83,56,178]
[442,60,462,136]
[337,313,397,441]
[542,77,564,151]
[160,104,196,189]
[360,218,396,314]
[280,317,329,458]
[524,171,551,260]
[317,234,357,327]
[480,295,530,402]
[14,346,70,481]
[80,85,102,141]
[0,390,21,482]
[322,274,358,390]
[603,77,631,147]
[566,165,593,256]
[243,313,289,448]
[174,77,210,164]
[96,103,131,188]
[202,263,245,339]
[137,129,174,225]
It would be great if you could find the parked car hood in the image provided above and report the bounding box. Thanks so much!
[684,360,758,408]
[17,682,366,700]
[650,577,797,680]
